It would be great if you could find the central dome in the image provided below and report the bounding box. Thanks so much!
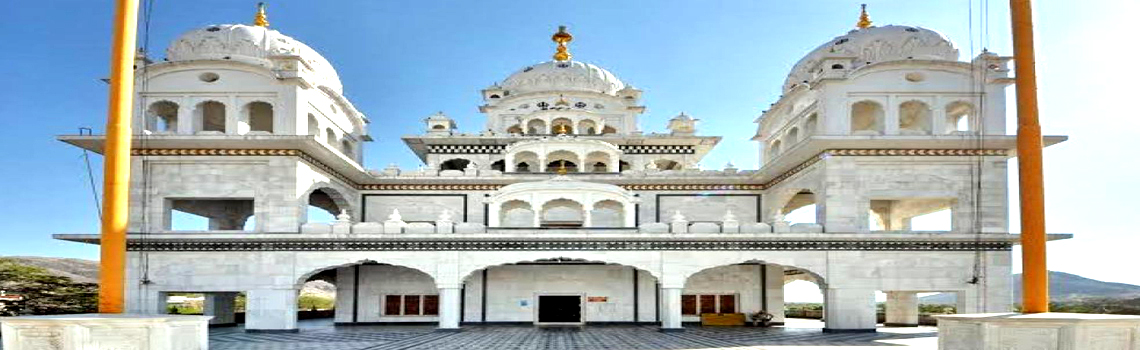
[166,24,343,93]
[501,60,625,96]
[783,25,959,92]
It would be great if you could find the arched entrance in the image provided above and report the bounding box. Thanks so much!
[458,256,660,325]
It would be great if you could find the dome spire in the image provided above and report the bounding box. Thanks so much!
[552,26,573,61]
[254,2,269,27]
[856,4,873,29]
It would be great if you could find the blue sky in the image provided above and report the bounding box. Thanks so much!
[1,0,1136,292]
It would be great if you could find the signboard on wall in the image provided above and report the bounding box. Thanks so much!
[587,296,608,303]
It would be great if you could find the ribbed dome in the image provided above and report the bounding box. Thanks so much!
[166,24,343,93]
[501,61,625,96]
[783,25,959,92]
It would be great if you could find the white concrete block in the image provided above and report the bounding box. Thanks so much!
[0,314,211,350]
[300,222,331,234]
[406,222,436,234]
[352,222,383,234]
[790,223,824,233]
[455,223,486,234]
[741,222,772,233]
[937,313,1140,350]
[638,223,669,233]
[689,222,720,233]
[384,220,404,234]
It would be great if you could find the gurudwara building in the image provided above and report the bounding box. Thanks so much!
[57,7,1066,333]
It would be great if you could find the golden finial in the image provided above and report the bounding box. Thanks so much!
[555,95,570,106]
[856,4,873,29]
[254,2,269,27]
[552,25,573,61]
[555,124,570,135]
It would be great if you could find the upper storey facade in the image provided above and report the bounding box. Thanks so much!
[403,26,721,174]
[132,22,370,164]
[754,22,1013,166]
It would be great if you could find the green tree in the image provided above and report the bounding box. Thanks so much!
[0,258,97,315]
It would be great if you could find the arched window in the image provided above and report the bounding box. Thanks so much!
[651,159,681,170]
[440,158,471,171]
[516,162,531,172]
[803,113,818,136]
[307,114,320,137]
[146,101,179,133]
[341,139,354,159]
[786,127,800,145]
[602,126,617,134]
[506,124,523,134]
[490,160,505,171]
[243,102,273,133]
[195,101,226,133]
[592,162,607,172]
[850,100,884,135]
[541,199,584,227]
[526,119,546,134]
[898,101,932,135]
[577,120,597,135]
[769,140,782,158]
[325,128,337,146]
[619,161,631,172]
[500,200,534,227]
[590,200,624,227]
[551,118,573,134]
[945,101,976,134]
[546,150,579,173]
[307,187,345,223]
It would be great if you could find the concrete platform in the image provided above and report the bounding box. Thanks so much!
[937,312,1140,350]
[0,313,211,350]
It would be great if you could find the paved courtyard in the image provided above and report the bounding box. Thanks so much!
[207,319,938,350]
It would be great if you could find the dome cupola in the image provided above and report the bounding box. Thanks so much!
[782,5,959,92]
[165,5,343,93]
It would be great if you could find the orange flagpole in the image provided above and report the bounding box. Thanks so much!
[1010,0,1049,313]
[98,0,140,313]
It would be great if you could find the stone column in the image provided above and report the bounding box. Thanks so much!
[659,287,684,332]
[437,285,461,331]
[583,205,593,227]
[204,292,238,326]
[823,288,876,333]
[763,264,786,324]
[245,289,298,333]
[885,291,919,327]
[176,104,192,134]
[884,96,898,135]
[225,96,239,134]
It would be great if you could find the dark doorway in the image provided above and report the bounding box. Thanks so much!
[537,295,582,323]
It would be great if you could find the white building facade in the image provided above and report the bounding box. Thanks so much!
[58,12,1067,333]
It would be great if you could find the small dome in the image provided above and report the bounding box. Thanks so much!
[783,25,959,92]
[166,24,343,93]
[501,61,625,96]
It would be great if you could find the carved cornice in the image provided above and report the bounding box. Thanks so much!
[124,238,1012,251]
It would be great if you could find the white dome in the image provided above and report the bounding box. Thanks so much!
[783,25,959,92]
[501,61,625,96]
[166,24,343,93]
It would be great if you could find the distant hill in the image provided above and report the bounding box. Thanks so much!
[920,271,1140,304]
[302,280,335,298]
[2,256,99,284]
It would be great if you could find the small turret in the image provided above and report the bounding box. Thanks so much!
[667,112,698,136]
[425,111,456,135]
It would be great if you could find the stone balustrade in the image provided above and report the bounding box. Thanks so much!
[366,166,759,178]
[298,220,823,235]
